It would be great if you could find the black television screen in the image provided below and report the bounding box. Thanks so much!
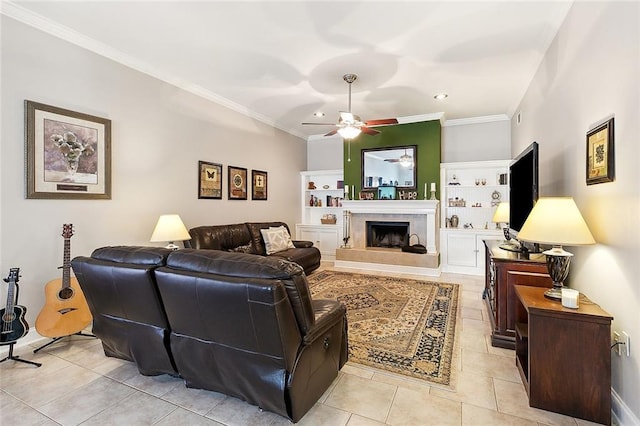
[509,142,539,236]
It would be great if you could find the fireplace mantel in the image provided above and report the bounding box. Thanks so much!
[341,200,439,215]
[336,199,441,276]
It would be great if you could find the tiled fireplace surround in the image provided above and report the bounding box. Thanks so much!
[335,200,440,276]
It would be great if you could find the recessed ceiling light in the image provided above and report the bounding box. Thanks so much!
[313,111,325,117]
[434,93,448,100]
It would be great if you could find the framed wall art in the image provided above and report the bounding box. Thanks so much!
[228,166,248,200]
[198,161,222,199]
[251,170,268,200]
[25,100,111,199]
[586,117,615,185]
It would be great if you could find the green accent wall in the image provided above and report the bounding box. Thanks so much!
[343,120,441,199]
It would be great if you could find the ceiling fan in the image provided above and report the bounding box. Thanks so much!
[384,149,413,167]
[302,73,398,139]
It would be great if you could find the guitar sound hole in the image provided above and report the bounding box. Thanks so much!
[2,312,15,322]
[58,287,74,300]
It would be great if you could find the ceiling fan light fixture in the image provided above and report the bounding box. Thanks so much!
[313,111,325,117]
[434,93,448,100]
[399,153,413,167]
[337,125,361,139]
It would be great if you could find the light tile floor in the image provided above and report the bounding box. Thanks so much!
[0,267,605,425]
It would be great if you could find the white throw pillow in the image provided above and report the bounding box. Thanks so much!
[260,227,295,255]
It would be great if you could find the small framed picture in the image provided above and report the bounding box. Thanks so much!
[586,117,615,185]
[251,170,268,200]
[25,100,111,199]
[228,166,248,200]
[198,161,222,199]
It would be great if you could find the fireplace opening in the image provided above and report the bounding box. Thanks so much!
[366,221,409,248]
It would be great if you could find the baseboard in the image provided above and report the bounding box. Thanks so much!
[612,387,640,426]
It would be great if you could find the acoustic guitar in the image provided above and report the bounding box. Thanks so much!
[0,268,29,345]
[35,224,92,338]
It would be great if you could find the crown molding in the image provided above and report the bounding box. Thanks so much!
[1,1,308,140]
[443,114,510,127]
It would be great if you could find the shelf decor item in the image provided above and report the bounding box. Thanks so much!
[198,161,222,199]
[516,197,596,300]
[251,170,267,200]
[228,166,248,200]
[25,100,111,199]
[586,117,614,185]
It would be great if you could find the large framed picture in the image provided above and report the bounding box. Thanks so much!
[198,161,222,199]
[228,166,248,200]
[251,170,268,200]
[586,117,615,185]
[25,100,112,199]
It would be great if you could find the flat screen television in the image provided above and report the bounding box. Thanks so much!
[509,142,539,243]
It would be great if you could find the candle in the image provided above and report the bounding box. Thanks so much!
[431,182,436,192]
[344,184,349,194]
[424,183,427,195]
[561,288,579,309]
[351,186,354,200]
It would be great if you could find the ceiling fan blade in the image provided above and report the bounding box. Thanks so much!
[324,129,338,136]
[384,159,400,162]
[301,122,337,125]
[365,118,399,126]
[360,126,380,136]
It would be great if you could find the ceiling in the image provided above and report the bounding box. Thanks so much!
[5,1,573,139]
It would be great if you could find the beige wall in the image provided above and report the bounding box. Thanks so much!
[511,2,639,422]
[0,17,306,327]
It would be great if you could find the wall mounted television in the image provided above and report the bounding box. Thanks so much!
[508,141,539,248]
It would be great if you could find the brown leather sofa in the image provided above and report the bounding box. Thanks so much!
[187,221,321,275]
[71,246,347,423]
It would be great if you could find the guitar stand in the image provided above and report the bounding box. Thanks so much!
[32,331,96,354]
[1,342,42,367]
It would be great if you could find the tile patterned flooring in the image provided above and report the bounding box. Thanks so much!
[1,267,602,425]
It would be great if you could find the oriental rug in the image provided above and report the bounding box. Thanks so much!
[308,270,460,388]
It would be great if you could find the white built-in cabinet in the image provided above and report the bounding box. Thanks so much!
[296,170,344,261]
[440,160,510,275]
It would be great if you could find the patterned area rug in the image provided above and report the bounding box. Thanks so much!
[308,270,460,388]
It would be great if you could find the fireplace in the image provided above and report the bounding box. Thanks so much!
[366,221,409,248]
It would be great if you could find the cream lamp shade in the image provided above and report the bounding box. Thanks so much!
[150,214,190,250]
[516,197,595,246]
[516,197,595,300]
[492,202,510,223]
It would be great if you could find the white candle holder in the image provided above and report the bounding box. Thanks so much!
[429,190,437,200]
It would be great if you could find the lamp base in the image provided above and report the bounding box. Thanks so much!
[165,242,180,250]
[544,285,563,300]
[542,246,573,301]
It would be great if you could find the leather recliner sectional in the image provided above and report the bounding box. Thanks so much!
[187,221,321,275]
[71,246,348,423]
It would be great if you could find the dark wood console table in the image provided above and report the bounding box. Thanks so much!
[483,240,552,349]
[514,285,612,425]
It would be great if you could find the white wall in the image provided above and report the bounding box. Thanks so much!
[511,2,640,423]
[0,17,306,327]
[442,118,511,163]
[307,134,343,170]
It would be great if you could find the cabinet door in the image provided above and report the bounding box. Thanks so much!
[298,227,338,259]
[446,233,477,267]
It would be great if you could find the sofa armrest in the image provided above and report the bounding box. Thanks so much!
[292,240,314,248]
[302,299,346,345]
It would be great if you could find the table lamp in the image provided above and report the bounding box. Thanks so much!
[150,214,190,250]
[516,197,595,300]
[492,202,510,239]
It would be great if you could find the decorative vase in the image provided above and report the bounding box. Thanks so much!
[450,215,459,228]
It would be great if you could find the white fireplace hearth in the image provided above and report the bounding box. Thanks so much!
[335,200,441,276]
